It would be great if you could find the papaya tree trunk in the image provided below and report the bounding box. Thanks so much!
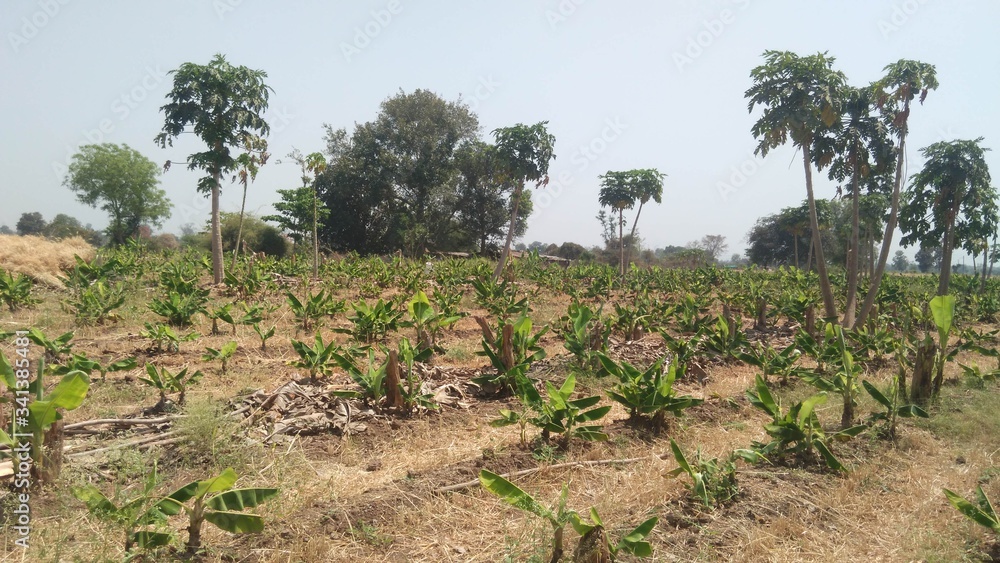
[938,196,960,296]
[802,144,838,320]
[856,98,911,328]
[618,208,625,277]
[211,166,224,284]
[493,183,524,281]
[843,149,861,327]
[232,183,248,270]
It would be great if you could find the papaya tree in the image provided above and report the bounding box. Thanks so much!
[899,139,996,296]
[155,54,272,284]
[746,50,846,321]
[599,168,665,276]
[491,122,556,280]
[855,59,938,327]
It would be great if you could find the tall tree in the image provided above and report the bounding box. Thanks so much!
[623,169,666,269]
[491,122,556,280]
[820,84,894,326]
[15,212,46,236]
[746,50,846,320]
[263,187,318,248]
[855,60,938,326]
[63,143,172,246]
[598,172,637,276]
[316,91,478,256]
[230,149,269,268]
[287,149,327,277]
[900,139,996,295]
[154,54,272,284]
[454,141,530,254]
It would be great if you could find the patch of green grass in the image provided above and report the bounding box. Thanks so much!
[172,397,261,473]
[914,383,1000,444]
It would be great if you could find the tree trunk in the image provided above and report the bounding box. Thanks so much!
[211,166,224,285]
[385,350,403,409]
[805,233,814,272]
[841,388,854,430]
[493,184,524,281]
[843,150,861,327]
[938,198,960,296]
[232,183,249,270]
[981,239,990,292]
[625,201,646,272]
[910,337,936,406]
[618,209,625,277]
[855,99,911,328]
[802,144,838,320]
[312,186,320,279]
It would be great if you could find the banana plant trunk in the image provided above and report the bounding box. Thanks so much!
[802,144,838,320]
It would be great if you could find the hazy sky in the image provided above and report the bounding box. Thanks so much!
[3,0,998,262]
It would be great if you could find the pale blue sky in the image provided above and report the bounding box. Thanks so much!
[2,0,998,261]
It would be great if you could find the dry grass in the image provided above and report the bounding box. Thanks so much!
[0,235,94,286]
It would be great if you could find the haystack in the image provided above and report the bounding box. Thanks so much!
[0,235,95,286]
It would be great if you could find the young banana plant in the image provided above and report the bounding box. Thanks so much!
[154,467,279,554]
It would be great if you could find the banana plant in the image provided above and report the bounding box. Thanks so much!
[26,328,74,362]
[491,372,609,449]
[665,439,744,508]
[929,294,956,397]
[746,375,865,472]
[735,342,804,384]
[73,463,173,554]
[597,353,702,430]
[252,323,276,351]
[943,486,1000,536]
[65,280,126,325]
[289,332,340,380]
[336,298,405,344]
[474,315,548,394]
[569,508,658,561]
[0,269,37,311]
[49,353,136,381]
[862,379,928,438]
[395,338,436,413]
[330,348,389,406]
[286,289,344,331]
[139,364,204,407]
[140,322,199,353]
[479,470,578,563]
[561,301,609,371]
[202,341,237,374]
[401,290,461,352]
[154,467,279,553]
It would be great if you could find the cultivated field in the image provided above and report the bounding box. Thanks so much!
[1,241,999,562]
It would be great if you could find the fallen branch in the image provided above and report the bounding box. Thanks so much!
[434,452,670,494]
[65,431,180,459]
[63,416,180,432]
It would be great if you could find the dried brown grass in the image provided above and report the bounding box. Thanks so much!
[0,234,94,286]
